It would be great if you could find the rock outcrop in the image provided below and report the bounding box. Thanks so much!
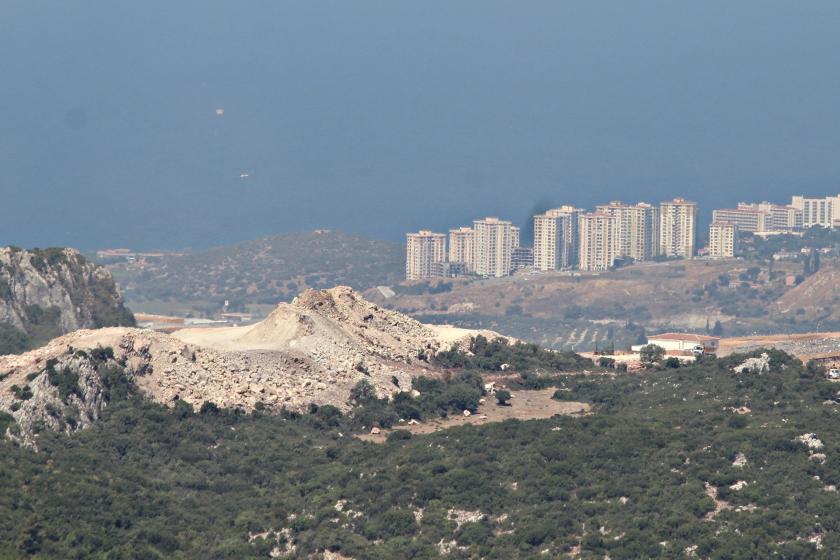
[0,247,135,353]
[0,287,507,443]
[0,352,111,448]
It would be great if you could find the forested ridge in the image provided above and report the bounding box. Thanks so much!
[2,349,840,558]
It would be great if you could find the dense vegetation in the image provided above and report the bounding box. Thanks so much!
[3,347,840,558]
[741,227,840,261]
[434,335,594,372]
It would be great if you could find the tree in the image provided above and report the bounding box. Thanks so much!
[711,320,723,336]
[495,390,512,406]
[639,344,665,367]
[350,379,378,404]
[598,357,615,368]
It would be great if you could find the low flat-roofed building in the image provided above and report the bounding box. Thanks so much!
[633,332,720,354]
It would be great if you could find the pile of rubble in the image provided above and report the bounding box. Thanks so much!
[0,288,507,433]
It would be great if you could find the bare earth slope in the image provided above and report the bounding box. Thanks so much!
[776,266,840,320]
[0,288,506,436]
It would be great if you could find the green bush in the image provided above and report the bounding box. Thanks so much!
[495,389,512,405]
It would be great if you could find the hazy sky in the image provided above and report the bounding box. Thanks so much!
[2,1,840,250]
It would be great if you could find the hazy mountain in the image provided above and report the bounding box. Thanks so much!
[113,231,404,311]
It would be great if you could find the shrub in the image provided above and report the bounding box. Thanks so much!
[663,357,681,369]
[47,366,82,401]
[495,389,512,406]
[89,346,115,362]
[350,380,378,404]
[386,430,413,443]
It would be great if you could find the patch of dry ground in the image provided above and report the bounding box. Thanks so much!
[357,388,590,442]
[719,331,840,359]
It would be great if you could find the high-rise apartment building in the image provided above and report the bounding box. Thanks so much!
[511,226,520,249]
[578,212,620,271]
[712,202,802,233]
[532,206,582,271]
[708,222,737,258]
[448,227,474,272]
[756,203,803,231]
[711,206,767,233]
[659,198,697,258]
[511,247,534,271]
[791,195,840,228]
[473,217,515,277]
[405,230,446,280]
[596,201,659,262]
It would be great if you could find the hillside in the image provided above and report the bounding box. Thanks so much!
[368,259,836,351]
[111,231,404,312]
[0,247,135,355]
[0,287,510,445]
[775,265,840,321]
[1,345,839,557]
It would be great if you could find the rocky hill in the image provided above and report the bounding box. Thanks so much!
[0,247,135,354]
[0,287,503,445]
[368,259,839,351]
[111,230,404,311]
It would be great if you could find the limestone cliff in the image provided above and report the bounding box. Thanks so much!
[0,247,135,354]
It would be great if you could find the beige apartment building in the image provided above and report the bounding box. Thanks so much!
[757,203,803,230]
[578,212,619,271]
[473,217,515,277]
[448,227,474,272]
[708,222,737,258]
[659,198,697,258]
[712,202,803,233]
[791,195,840,228]
[405,230,446,280]
[532,206,582,271]
[712,206,767,233]
[596,201,659,262]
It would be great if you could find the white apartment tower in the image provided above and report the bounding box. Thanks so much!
[708,222,737,259]
[578,212,620,271]
[473,217,515,277]
[532,206,582,271]
[659,198,697,258]
[596,201,660,262]
[791,195,840,228]
[405,230,446,280]
[448,227,474,272]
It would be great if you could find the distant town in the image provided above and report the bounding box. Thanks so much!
[406,193,840,280]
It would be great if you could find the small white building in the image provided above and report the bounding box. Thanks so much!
[632,333,720,355]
